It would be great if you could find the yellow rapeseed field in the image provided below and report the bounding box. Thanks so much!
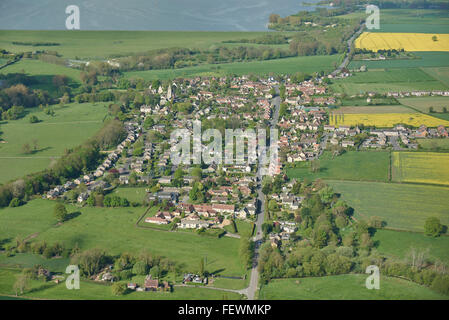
[355,32,449,52]
[330,113,449,128]
[392,152,449,186]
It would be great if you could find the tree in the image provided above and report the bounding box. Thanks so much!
[54,203,68,222]
[424,217,444,237]
[132,261,149,275]
[21,143,32,154]
[13,273,30,296]
[111,282,126,296]
[432,35,438,42]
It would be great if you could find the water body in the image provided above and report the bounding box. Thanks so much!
[0,0,321,31]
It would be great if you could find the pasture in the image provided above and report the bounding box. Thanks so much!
[392,152,449,186]
[355,32,449,52]
[124,55,340,80]
[0,102,108,184]
[329,113,449,128]
[258,274,448,300]
[0,199,246,277]
[373,229,449,264]
[286,151,389,182]
[398,96,449,113]
[328,180,449,232]
[422,66,449,87]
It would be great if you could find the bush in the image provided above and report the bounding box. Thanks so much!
[111,282,126,296]
[424,217,444,237]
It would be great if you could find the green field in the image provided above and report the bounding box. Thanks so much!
[418,139,449,151]
[392,151,449,186]
[0,59,81,95]
[124,54,340,80]
[286,151,389,182]
[0,253,70,273]
[349,52,449,69]
[331,67,448,95]
[0,267,241,300]
[259,274,448,300]
[328,180,449,232]
[0,199,245,277]
[0,102,108,184]
[398,96,449,113]
[112,187,148,204]
[373,229,449,264]
[0,30,297,59]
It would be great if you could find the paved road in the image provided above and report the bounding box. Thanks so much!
[246,85,281,300]
[331,22,366,77]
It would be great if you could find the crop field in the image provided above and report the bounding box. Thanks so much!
[0,30,294,60]
[0,103,108,184]
[286,151,389,182]
[328,180,449,232]
[331,67,448,95]
[392,152,449,186]
[398,96,449,113]
[355,32,449,52]
[124,54,340,80]
[329,113,449,128]
[0,199,245,277]
[336,105,411,114]
[258,274,448,300]
[349,52,449,69]
[373,229,449,264]
[422,66,449,87]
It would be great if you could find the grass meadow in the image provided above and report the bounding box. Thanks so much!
[286,151,389,182]
[0,199,246,277]
[258,274,448,300]
[392,152,449,186]
[328,180,449,232]
[0,102,108,184]
[373,229,449,264]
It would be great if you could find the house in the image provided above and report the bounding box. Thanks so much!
[127,283,137,290]
[179,218,209,229]
[158,176,172,184]
[212,204,235,214]
[144,276,159,291]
